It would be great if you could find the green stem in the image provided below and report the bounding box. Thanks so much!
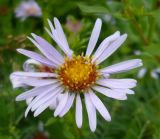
[147,16,156,42]
[137,121,150,139]
[131,17,149,46]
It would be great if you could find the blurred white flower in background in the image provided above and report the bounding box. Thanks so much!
[133,50,141,56]
[101,0,116,24]
[66,18,82,33]
[137,68,147,79]
[101,14,116,25]
[134,50,160,80]
[15,0,42,21]
[151,68,160,79]
[137,67,160,80]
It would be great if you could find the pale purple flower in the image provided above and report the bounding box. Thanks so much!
[15,0,42,21]
[137,68,147,78]
[10,17,142,132]
[137,67,160,80]
[66,18,82,33]
[102,14,112,22]
[134,49,160,80]
[134,50,142,56]
[151,68,160,79]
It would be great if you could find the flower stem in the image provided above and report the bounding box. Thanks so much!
[131,17,149,46]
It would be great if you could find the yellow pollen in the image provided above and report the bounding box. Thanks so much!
[58,56,99,92]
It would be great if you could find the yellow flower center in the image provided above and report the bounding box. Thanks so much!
[58,56,99,92]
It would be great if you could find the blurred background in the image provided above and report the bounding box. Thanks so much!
[0,0,160,138]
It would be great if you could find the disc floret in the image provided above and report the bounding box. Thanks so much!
[58,55,99,92]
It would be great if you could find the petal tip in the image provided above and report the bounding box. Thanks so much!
[122,33,128,39]
[54,112,58,117]
[15,96,21,101]
[31,33,37,38]
[34,112,39,117]
[97,18,102,22]
[77,124,82,128]
[91,128,96,132]
[107,116,111,122]
[16,48,22,52]
[24,112,28,118]
[53,17,58,21]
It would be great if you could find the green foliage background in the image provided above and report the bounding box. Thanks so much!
[0,0,160,139]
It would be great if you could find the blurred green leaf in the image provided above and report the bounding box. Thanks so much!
[77,3,109,14]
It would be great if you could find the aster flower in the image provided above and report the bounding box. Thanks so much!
[66,18,82,33]
[15,0,42,21]
[137,67,160,79]
[137,68,147,78]
[10,17,142,132]
[134,50,160,79]
[151,68,160,79]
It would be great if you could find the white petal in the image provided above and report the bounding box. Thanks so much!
[54,91,69,117]
[53,18,69,47]
[17,49,56,68]
[23,59,41,72]
[12,71,58,78]
[16,84,59,101]
[96,34,127,64]
[47,19,55,35]
[59,93,75,117]
[29,34,64,64]
[49,99,58,110]
[100,59,143,74]
[31,85,63,112]
[89,89,111,121]
[75,94,82,128]
[28,36,59,66]
[92,31,120,62]
[84,93,97,132]
[33,89,62,117]
[126,89,134,94]
[25,94,47,117]
[25,84,60,117]
[86,18,102,56]
[10,73,58,89]
[32,34,64,62]
[92,85,127,100]
[113,89,135,95]
[20,78,58,87]
[102,73,110,78]
[26,97,33,105]
[46,18,73,57]
[10,73,27,88]
[49,93,64,110]
[46,20,61,43]
[45,26,67,54]
[96,79,137,89]
[53,17,73,56]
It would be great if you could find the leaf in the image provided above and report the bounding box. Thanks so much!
[77,3,109,14]
[45,117,57,127]
[145,44,160,56]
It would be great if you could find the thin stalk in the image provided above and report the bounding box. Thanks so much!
[131,17,149,46]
